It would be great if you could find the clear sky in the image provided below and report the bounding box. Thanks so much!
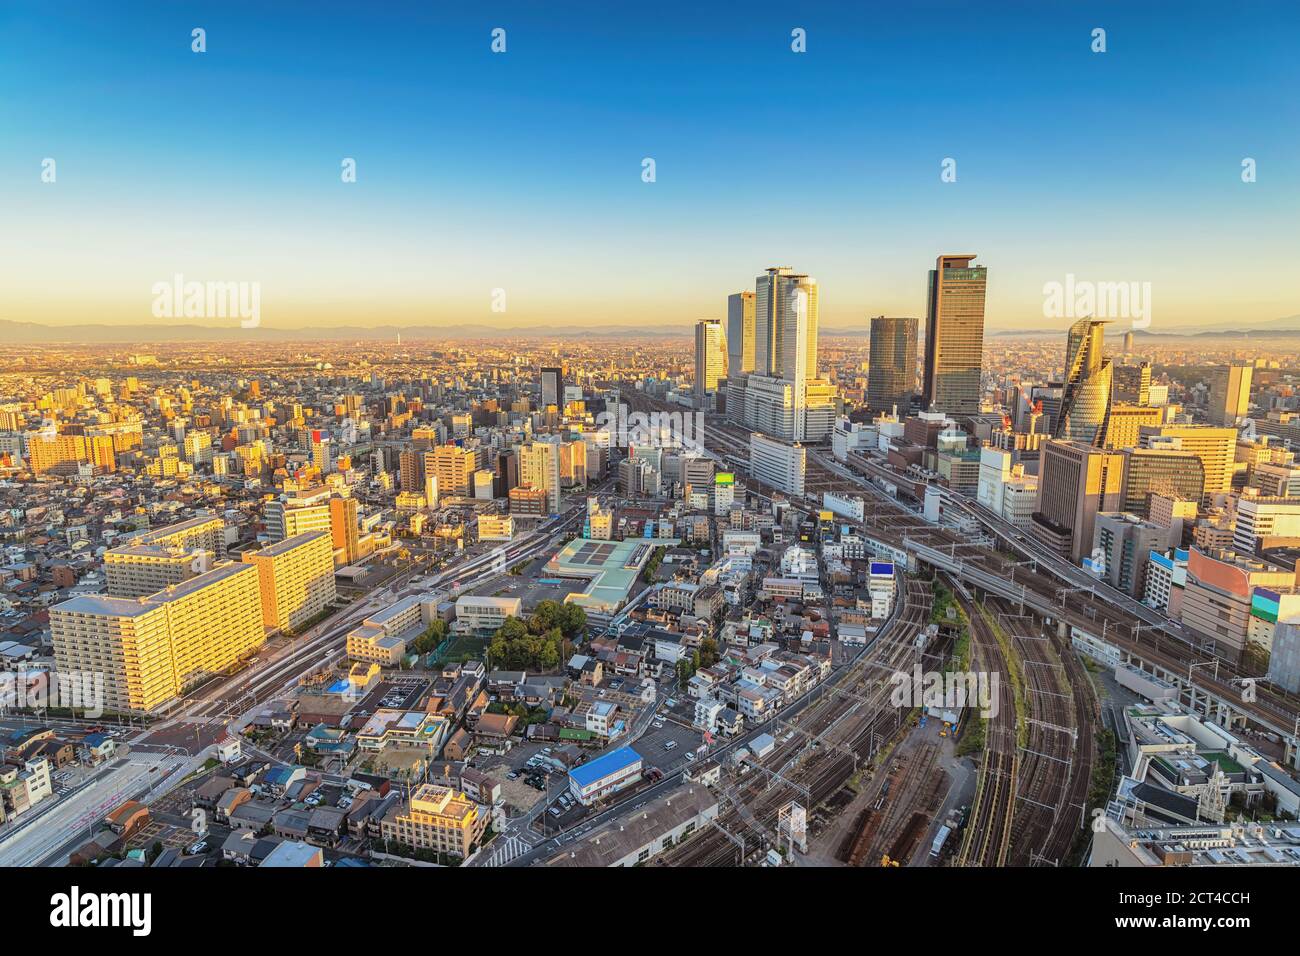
[1,0,1296,332]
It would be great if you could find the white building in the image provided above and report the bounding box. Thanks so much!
[749,433,806,497]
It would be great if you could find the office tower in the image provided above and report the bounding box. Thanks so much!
[1119,448,1205,517]
[1138,425,1237,501]
[743,376,798,439]
[329,495,360,564]
[432,444,476,497]
[867,316,918,414]
[1251,461,1300,497]
[1092,512,1167,598]
[50,563,265,714]
[726,291,756,385]
[745,267,830,441]
[242,530,337,633]
[1054,318,1113,446]
[694,318,727,401]
[755,267,817,381]
[1112,362,1152,405]
[105,545,213,598]
[1032,439,1125,563]
[749,432,806,497]
[1207,363,1253,427]
[681,454,716,500]
[540,367,563,410]
[922,254,987,417]
[495,450,519,497]
[1104,404,1164,450]
[1147,494,1198,549]
[1123,330,1135,353]
[519,440,561,513]
[1232,493,1300,555]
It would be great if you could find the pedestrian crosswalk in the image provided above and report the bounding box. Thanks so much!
[485,833,530,867]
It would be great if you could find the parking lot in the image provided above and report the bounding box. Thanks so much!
[636,715,708,775]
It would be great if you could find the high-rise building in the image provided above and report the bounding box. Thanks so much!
[432,444,476,497]
[755,267,817,382]
[105,545,213,598]
[1032,439,1125,563]
[519,440,561,513]
[540,367,563,410]
[50,562,266,714]
[1055,318,1113,446]
[867,316,918,414]
[1104,404,1164,450]
[1207,363,1253,427]
[1120,448,1205,517]
[329,495,361,564]
[922,254,987,417]
[1112,362,1152,405]
[1138,425,1237,501]
[1092,512,1167,598]
[694,318,726,401]
[726,291,756,385]
[242,530,337,633]
[744,267,832,441]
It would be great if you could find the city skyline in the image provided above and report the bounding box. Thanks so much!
[2,0,1296,331]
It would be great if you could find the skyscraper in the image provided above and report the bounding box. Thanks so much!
[867,316,918,414]
[1207,363,1253,427]
[746,267,828,441]
[694,318,726,401]
[540,366,562,410]
[754,267,818,383]
[726,291,756,384]
[1055,318,1113,446]
[922,254,987,417]
[1032,439,1125,563]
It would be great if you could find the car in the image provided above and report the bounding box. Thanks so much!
[664,740,677,751]
[652,721,664,729]
[541,747,553,755]
[685,751,696,761]
[187,841,208,855]
[549,806,561,817]
[507,771,519,780]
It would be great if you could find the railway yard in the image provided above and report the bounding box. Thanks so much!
[616,386,1300,868]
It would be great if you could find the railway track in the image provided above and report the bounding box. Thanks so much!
[658,577,935,866]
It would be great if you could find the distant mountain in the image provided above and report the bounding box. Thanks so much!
[0,320,693,345]
[992,315,1300,338]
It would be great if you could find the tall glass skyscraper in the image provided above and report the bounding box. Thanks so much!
[922,254,987,417]
[1055,318,1113,446]
[867,315,918,414]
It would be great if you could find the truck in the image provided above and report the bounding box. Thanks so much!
[930,824,953,860]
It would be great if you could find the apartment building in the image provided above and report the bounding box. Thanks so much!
[242,530,337,633]
[105,545,213,598]
[50,562,266,713]
[379,784,487,858]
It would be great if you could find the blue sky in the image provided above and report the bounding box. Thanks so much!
[0,0,1296,330]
